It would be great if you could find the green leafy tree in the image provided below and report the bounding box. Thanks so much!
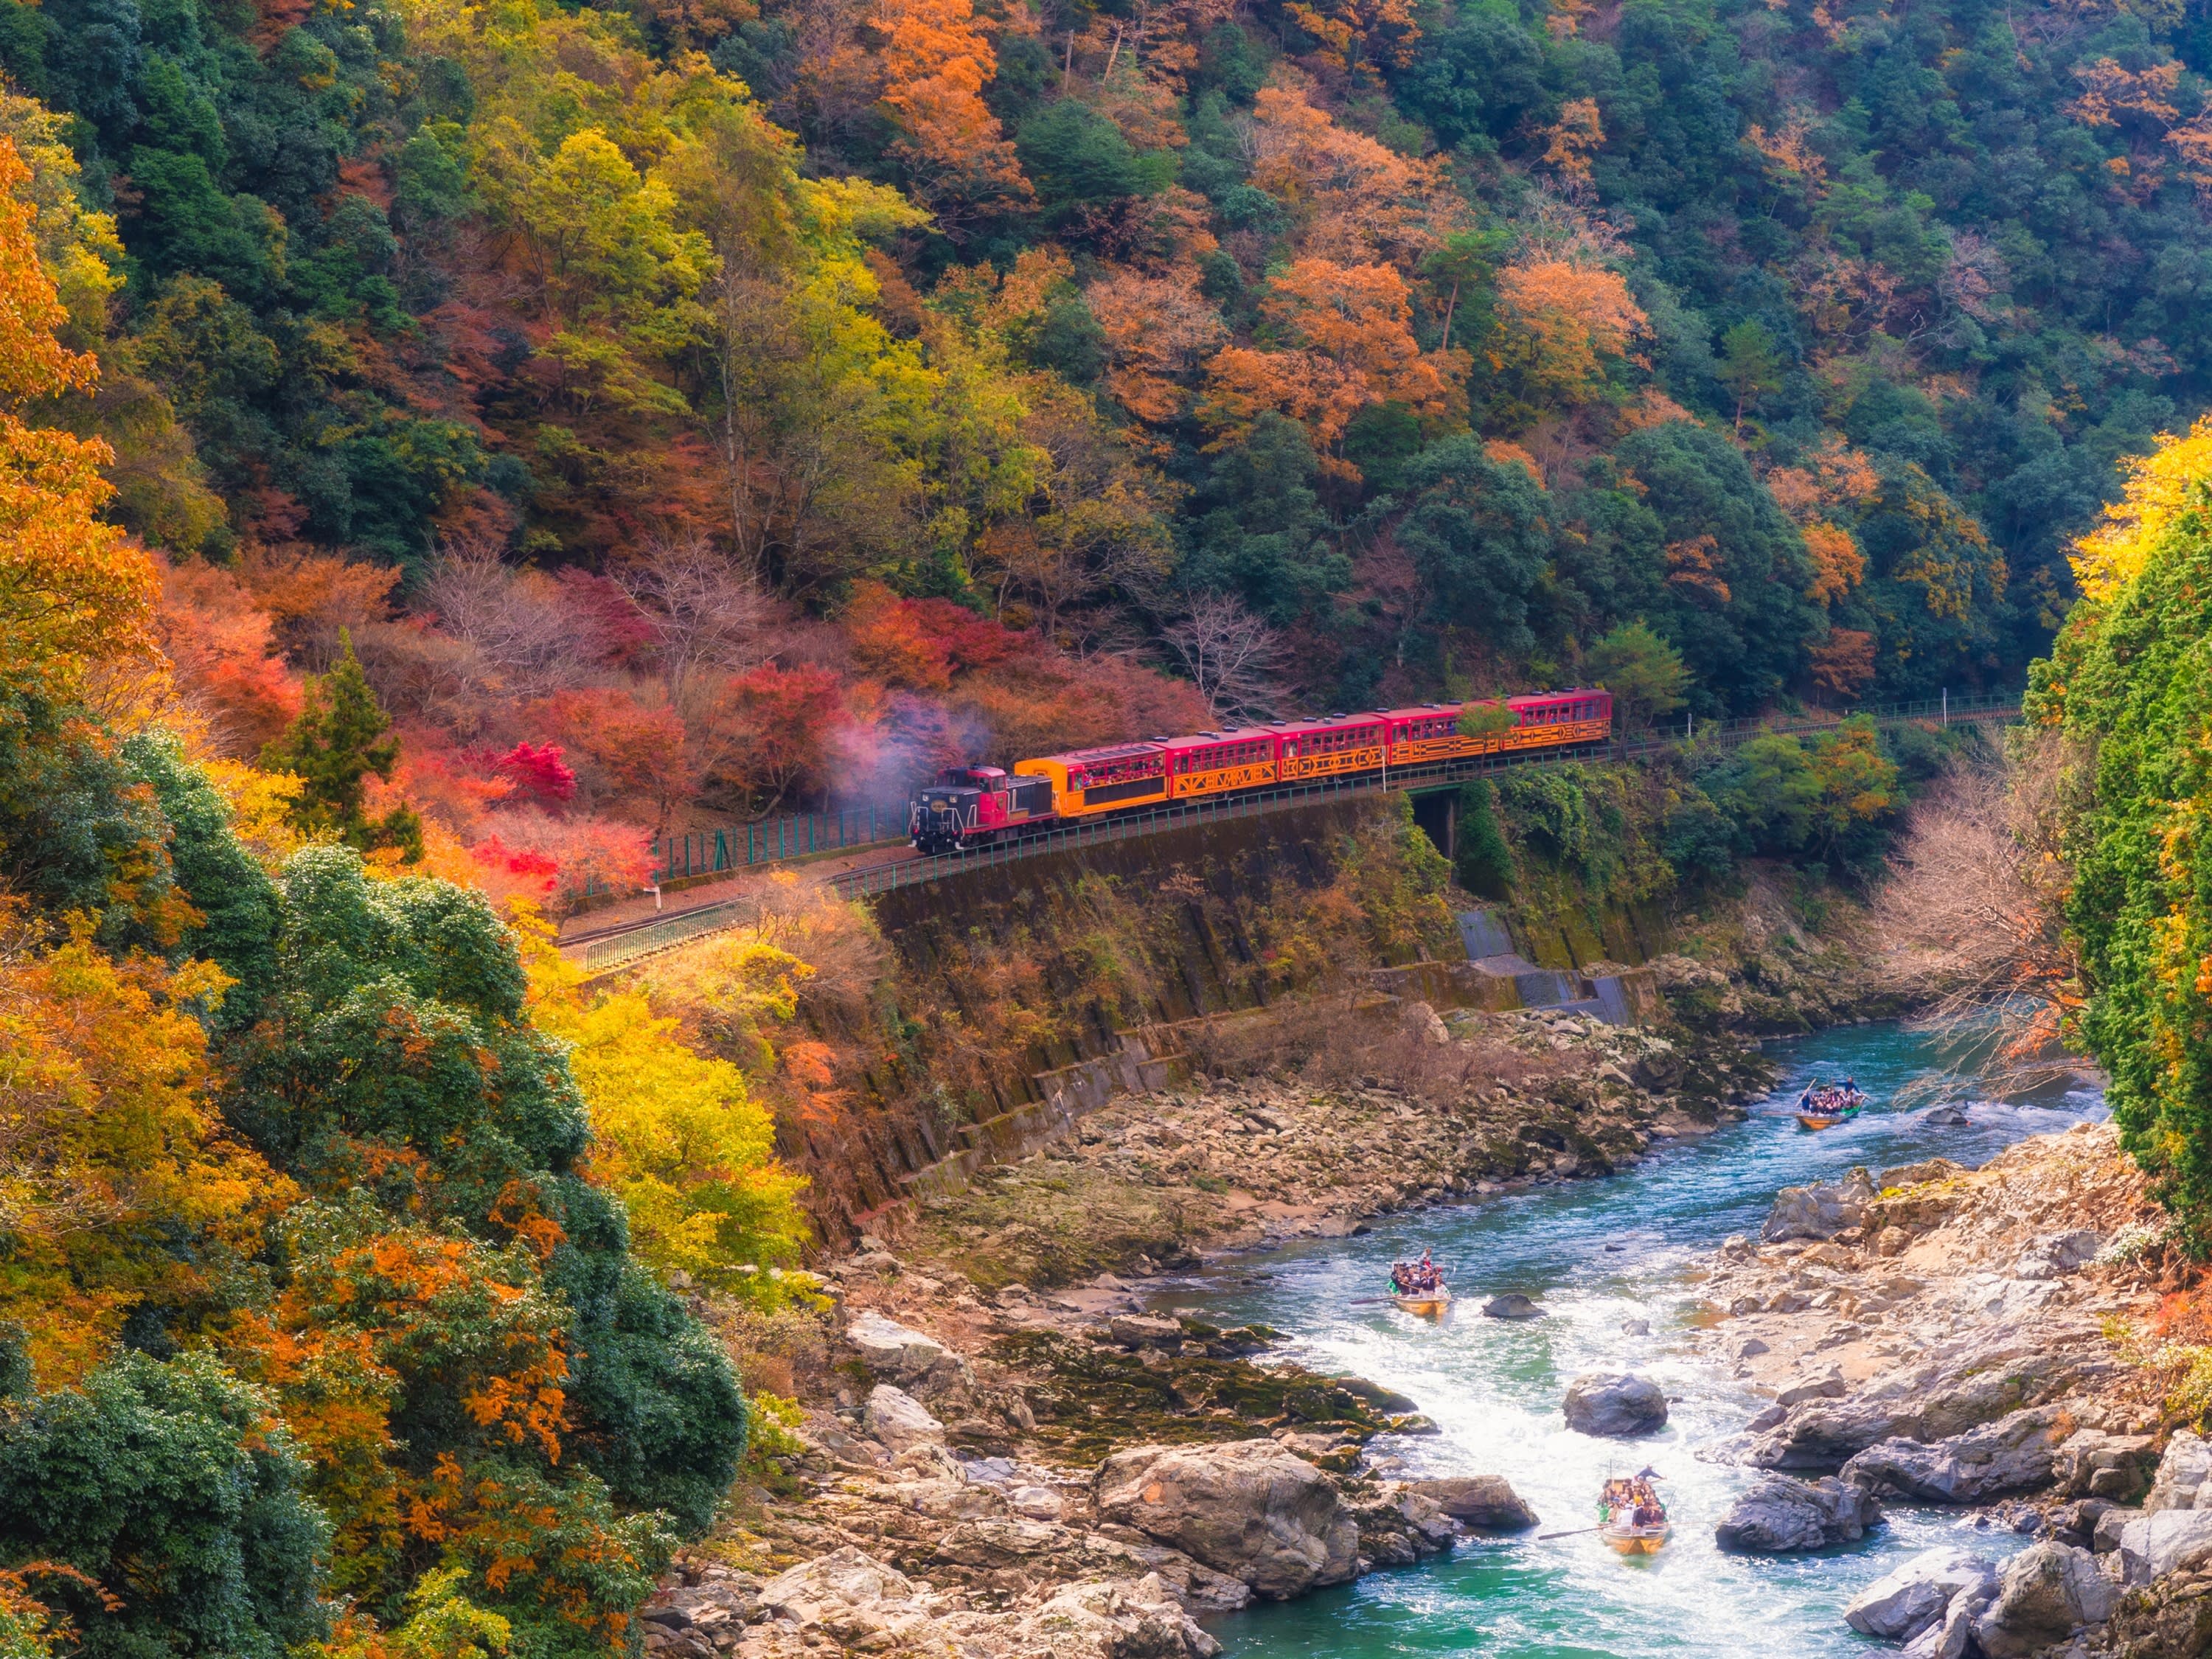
[1399,436,1554,658]
[1585,619,1690,734]
[261,630,423,861]
[2028,425,2212,1246]
[1715,320,1783,437]
[221,847,748,1541]
[0,1350,328,1659]
[1182,413,1346,623]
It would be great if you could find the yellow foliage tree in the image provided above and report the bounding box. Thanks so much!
[525,940,809,1290]
[0,915,289,1386]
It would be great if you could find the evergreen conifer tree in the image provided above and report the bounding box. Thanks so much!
[262,629,423,860]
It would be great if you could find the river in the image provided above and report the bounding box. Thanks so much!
[1158,1022,2108,1658]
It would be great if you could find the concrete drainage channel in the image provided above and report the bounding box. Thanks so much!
[1454,908,1646,1026]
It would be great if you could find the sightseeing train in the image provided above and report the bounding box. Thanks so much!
[908,689,1613,855]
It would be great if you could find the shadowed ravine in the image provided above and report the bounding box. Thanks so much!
[1148,1024,2107,1658]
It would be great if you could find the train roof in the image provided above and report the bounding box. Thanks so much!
[1160,727,1276,748]
[1028,740,1164,766]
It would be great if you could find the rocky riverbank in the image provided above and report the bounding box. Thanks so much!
[1689,1120,2212,1658]
[639,992,1787,1655]
[911,996,1774,1291]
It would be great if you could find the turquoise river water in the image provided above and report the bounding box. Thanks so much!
[1159,1023,2108,1658]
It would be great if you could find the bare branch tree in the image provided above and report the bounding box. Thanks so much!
[1870,732,2095,1100]
[613,532,780,699]
[1160,592,1284,726]
[420,535,599,701]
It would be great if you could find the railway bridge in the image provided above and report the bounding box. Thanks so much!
[568,687,2023,975]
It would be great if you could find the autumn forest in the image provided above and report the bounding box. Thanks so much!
[0,0,2208,1641]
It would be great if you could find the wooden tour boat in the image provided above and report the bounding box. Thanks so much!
[1598,1474,1670,1556]
[1391,1289,1452,1318]
[1794,1082,1865,1132]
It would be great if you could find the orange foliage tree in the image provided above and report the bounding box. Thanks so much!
[871,0,1032,217]
[1487,257,1647,412]
[0,136,161,707]
[1200,258,1467,473]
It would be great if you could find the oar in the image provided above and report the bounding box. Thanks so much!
[1538,1526,1605,1540]
[1349,1297,1399,1306]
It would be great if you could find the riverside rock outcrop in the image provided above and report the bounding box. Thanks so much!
[1703,1126,2160,1505]
[1408,1476,1538,1531]
[1972,1540,2117,1657]
[1094,1441,1361,1599]
[1840,1408,2067,1503]
[1714,1473,1883,1552]
[1844,1547,1999,1644]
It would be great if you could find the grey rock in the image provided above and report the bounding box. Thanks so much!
[2051,1427,2159,1502]
[1971,1541,2116,1658]
[2014,1229,2104,1280]
[756,1547,938,1648]
[1843,1547,1998,1642]
[1775,1369,1847,1408]
[1840,1408,2064,1503]
[1748,1352,2089,1472]
[2093,1506,2133,1554]
[1714,1473,1883,1553]
[846,1311,951,1382]
[2145,1427,2212,1512]
[1923,1105,1971,1127]
[1562,1372,1669,1439]
[1095,1441,1360,1599]
[1901,1586,1994,1659]
[2118,1507,2212,1585]
[1762,1168,1876,1243]
[863,1384,945,1455]
[1482,1294,1545,1319]
[1621,1318,1652,1337]
[990,1575,1225,1658]
[1107,1315,1185,1349]
[1408,1476,1538,1531]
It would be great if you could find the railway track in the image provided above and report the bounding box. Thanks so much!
[568,687,2023,975]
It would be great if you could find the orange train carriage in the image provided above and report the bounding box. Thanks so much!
[907,691,1612,855]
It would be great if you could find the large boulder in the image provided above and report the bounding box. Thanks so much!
[1839,1408,2064,1504]
[1562,1373,1669,1439]
[1714,1474,1883,1553]
[846,1311,951,1383]
[1762,1169,1876,1242]
[2145,1428,2212,1513]
[1748,1397,1921,1471]
[756,1547,939,1649]
[1971,1541,2117,1658]
[1843,1548,1998,1644]
[2117,1507,2212,1585]
[2051,1427,2160,1502]
[1481,1294,1545,1320]
[1095,1441,1360,1599]
[864,1384,946,1455]
[1408,1476,1538,1531]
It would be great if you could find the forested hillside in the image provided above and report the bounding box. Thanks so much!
[0,154,819,1652]
[3,0,2207,899]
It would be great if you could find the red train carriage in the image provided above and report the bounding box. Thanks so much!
[908,765,1057,855]
[911,689,1612,852]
